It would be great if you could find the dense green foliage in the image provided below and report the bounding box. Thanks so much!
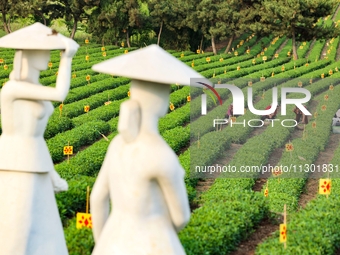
[2,1,339,54]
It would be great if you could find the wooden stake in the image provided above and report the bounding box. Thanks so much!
[96,130,109,141]
[67,141,70,164]
[284,204,287,249]
[327,167,330,199]
[86,186,90,214]
[283,204,287,224]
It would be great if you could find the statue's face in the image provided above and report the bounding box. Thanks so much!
[25,50,51,71]
[130,80,171,118]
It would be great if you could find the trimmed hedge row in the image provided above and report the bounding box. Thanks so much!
[171,51,197,58]
[256,84,340,255]
[41,71,106,87]
[184,34,259,69]
[44,84,183,139]
[307,39,327,62]
[56,131,116,179]
[53,84,130,119]
[41,48,136,77]
[178,72,340,254]
[200,39,287,79]
[325,37,340,61]
[72,99,125,127]
[277,39,292,58]
[179,190,268,255]
[44,116,74,140]
[47,120,111,163]
[163,125,190,155]
[70,85,189,128]
[64,217,94,255]
[297,41,312,59]
[263,77,340,213]
[179,114,291,254]
[60,76,129,104]
[56,175,96,224]
[54,120,191,180]
[178,109,289,255]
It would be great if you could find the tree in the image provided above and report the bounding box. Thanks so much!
[186,0,243,55]
[148,0,174,45]
[0,0,20,33]
[147,0,195,49]
[58,0,99,39]
[31,1,65,26]
[257,0,339,59]
[87,0,146,47]
[0,0,68,33]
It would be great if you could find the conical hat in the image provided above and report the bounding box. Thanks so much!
[0,22,78,50]
[92,44,210,86]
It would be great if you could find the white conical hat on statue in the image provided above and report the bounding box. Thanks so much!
[0,22,78,50]
[92,44,210,86]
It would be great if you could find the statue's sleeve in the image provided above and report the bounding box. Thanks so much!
[157,162,190,232]
[90,151,111,242]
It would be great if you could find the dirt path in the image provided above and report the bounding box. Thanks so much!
[298,133,340,208]
[252,147,284,192]
[272,38,288,59]
[335,41,340,61]
[230,122,288,254]
[332,4,340,20]
[228,135,299,255]
[194,116,270,200]
[229,218,278,255]
[252,100,316,192]
[305,40,316,60]
[320,40,330,60]
[195,143,242,194]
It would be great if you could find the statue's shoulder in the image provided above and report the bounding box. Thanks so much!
[139,135,183,174]
[141,134,175,154]
[107,134,125,150]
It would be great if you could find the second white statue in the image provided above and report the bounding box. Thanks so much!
[90,45,205,255]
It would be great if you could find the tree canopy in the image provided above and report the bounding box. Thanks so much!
[254,0,340,59]
[0,0,339,54]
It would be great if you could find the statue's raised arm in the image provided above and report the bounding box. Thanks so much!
[4,35,77,102]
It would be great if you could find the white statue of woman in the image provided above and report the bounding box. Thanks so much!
[90,80,190,255]
[0,23,78,255]
[90,45,206,255]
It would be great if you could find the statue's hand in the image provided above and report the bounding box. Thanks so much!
[53,177,68,193]
[50,169,69,193]
[60,36,78,59]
